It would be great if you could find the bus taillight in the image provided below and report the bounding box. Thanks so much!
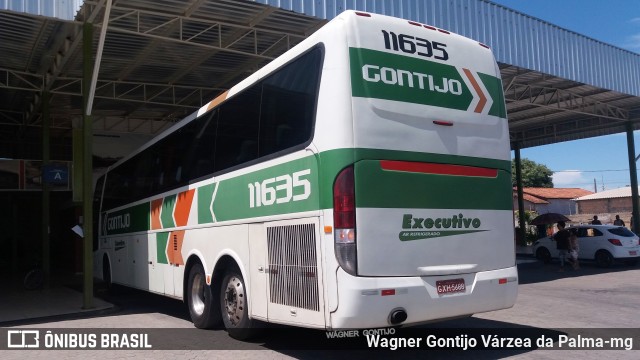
[334,165,357,275]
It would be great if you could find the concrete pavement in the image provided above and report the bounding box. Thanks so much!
[0,273,113,325]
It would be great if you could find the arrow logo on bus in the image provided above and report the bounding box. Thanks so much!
[461,68,492,114]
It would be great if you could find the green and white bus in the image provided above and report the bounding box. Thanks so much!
[94,10,517,339]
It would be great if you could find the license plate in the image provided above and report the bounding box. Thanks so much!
[630,251,637,256]
[436,278,466,295]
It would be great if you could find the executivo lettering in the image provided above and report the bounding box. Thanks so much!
[399,214,486,241]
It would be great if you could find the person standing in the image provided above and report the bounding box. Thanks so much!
[591,215,602,225]
[613,215,625,226]
[554,221,571,272]
[568,228,580,270]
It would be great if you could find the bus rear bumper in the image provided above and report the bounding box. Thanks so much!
[329,265,518,329]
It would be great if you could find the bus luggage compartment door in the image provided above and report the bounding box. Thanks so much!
[263,217,326,328]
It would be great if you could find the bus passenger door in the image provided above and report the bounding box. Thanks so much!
[148,233,163,294]
[130,236,149,289]
[112,236,128,284]
[264,217,325,328]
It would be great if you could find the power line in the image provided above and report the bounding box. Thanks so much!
[552,169,630,173]
[557,180,631,186]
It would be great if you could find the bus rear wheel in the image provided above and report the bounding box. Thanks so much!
[187,262,221,329]
[220,267,257,340]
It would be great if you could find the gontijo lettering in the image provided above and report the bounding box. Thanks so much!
[362,65,463,95]
[107,213,131,231]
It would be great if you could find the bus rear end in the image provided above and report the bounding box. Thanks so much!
[328,11,517,329]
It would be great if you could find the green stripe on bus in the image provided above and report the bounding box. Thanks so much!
[317,148,511,210]
[478,73,507,118]
[349,47,505,118]
[104,148,511,233]
[350,48,473,111]
[103,202,150,236]
[198,184,215,224]
[156,232,169,264]
[161,194,176,228]
[354,159,512,210]
[210,156,320,222]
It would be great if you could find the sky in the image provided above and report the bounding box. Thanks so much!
[489,0,640,192]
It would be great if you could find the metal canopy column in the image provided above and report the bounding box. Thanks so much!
[82,20,94,310]
[626,122,640,233]
[514,143,526,245]
[41,90,51,289]
[81,0,111,310]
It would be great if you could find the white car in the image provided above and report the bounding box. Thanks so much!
[532,225,640,267]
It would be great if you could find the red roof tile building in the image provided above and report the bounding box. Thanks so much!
[513,188,593,215]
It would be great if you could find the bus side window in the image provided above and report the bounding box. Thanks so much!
[275,124,294,149]
[184,109,217,180]
[214,87,260,172]
[258,46,321,157]
[236,140,258,164]
[175,166,182,183]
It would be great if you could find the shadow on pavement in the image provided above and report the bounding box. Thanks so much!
[516,254,639,285]
[0,270,115,327]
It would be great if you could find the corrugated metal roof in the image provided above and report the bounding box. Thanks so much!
[575,186,639,201]
[253,0,640,98]
[250,0,640,149]
[0,1,327,159]
[0,0,82,20]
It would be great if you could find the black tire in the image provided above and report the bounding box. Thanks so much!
[536,247,552,264]
[220,267,257,340]
[187,262,221,329]
[23,268,44,290]
[595,250,614,268]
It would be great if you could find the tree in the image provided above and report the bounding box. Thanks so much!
[512,158,553,188]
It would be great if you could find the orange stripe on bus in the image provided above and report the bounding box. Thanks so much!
[151,198,163,230]
[174,189,195,227]
[206,90,229,112]
[167,230,185,266]
[462,68,487,113]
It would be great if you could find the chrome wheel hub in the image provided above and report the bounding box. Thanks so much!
[190,272,205,316]
[223,276,245,326]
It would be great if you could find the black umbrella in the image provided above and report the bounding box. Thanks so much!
[530,213,571,225]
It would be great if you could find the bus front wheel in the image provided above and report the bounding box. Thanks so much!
[220,267,257,340]
[187,262,221,329]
